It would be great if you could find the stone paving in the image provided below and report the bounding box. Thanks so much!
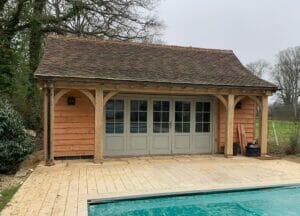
[2,155,300,216]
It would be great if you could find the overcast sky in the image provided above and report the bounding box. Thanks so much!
[157,0,300,66]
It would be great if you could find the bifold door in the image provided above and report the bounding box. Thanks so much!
[104,96,213,156]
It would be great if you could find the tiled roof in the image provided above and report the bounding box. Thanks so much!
[35,36,277,90]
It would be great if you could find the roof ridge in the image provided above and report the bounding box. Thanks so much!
[47,34,233,54]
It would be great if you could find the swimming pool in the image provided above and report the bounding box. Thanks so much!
[88,185,300,216]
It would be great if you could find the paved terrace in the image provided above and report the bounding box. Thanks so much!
[2,155,300,216]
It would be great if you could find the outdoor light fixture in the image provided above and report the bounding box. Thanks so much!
[235,102,242,109]
[67,97,76,105]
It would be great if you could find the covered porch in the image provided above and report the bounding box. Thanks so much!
[42,81,272,164]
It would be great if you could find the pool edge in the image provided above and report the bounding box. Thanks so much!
[87,182,300,205]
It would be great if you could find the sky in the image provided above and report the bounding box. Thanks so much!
[157,0,300,67]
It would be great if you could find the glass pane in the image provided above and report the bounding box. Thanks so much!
[183,102,190,111]
[203,123,210,132]
[131,100,138,111]
[204,102,210,112]
[153,112,161,122]
[115,100,124,110]
[153,101,161,111]
[162,101,169,111]
[175,122,182,132]
[183,123,190,133]
[139,111,147,122]
[161,123,169,133]
[130,122,139,133]
[196,123,203,132]
[153,123,161,133]
[139,123,147,133]
[196,113,203,122]
[175,101,182,111]
[106,100,114,110]
[162,112,169,122]
[140,101,147,111]
[203,113,210,122]
[106,111,114,122]
[175,112,182,122]
[115,111,124,122]
[183,112,190,122]
[196,102,203,112]
[130,112,138,121]
[106,123,114,133]
[115,123,124,133]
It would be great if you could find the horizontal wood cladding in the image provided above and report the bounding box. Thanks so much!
[218,98,256,148]
[53,90,95,157]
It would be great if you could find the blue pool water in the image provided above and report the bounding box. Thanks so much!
[88,185,300,216]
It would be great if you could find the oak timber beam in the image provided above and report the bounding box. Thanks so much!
[53,81,270,96]
[103,91,120,105]
[54,89,71,105]
[214,95,227,108]
[234,96,246,106]
[248,96,262,109]
[78,89,95,106]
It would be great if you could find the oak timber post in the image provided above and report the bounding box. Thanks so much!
[225,94,234,157]
[260,95,268,156]
[94,87,104,163]
[45,81,55,166]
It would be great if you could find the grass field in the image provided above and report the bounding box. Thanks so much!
[256,120,300,155]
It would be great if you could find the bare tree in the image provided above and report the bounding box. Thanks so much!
[273,47,300,120]
[246,59,270,77]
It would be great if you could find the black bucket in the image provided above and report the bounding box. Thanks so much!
[246,143,260,157]
[233,143,240,156]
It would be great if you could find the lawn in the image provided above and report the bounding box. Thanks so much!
[0,185,20,212]
[256,120,300,155]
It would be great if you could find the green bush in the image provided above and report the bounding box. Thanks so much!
[0,99,35,174]
[286,132,300,155]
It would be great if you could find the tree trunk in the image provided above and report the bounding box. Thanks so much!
[29,0,47,73]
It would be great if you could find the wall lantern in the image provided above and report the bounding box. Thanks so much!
[235,102,242,109]
[67,97,76,106]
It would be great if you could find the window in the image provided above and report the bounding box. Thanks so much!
[130,100,147,133]
[105,100,124,134]
[195,102,211,133]
[153,100,170,133]
[175,101,190,133]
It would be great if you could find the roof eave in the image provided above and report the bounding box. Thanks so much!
[34,74,278,92]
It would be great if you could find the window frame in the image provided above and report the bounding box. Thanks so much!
[195,101,211,133]
[130,100,148,134]
[174,101,191,133]
[105,99,125,134]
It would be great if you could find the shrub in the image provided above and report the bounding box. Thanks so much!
[0,99,35,174]
[286,131,300,155]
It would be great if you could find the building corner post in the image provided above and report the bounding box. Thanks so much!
[260,95,268,156]
[45,80,55,166]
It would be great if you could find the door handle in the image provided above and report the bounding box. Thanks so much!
[169,121,172,128]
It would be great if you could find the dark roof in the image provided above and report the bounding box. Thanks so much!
[35,36,277,90]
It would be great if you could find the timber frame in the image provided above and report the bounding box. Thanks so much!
[42,80,272,164]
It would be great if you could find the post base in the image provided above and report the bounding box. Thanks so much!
[94,159,103,164]
[225,154,233,158]
[45,159,55,166]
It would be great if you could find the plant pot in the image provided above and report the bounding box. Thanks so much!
[246,143,260,157]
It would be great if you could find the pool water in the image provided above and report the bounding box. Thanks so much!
[88,185,300,216]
